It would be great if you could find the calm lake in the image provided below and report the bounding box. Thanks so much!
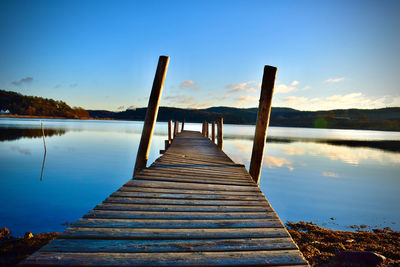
[1,118,399,236]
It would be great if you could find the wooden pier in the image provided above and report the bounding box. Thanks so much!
[21,130,307,266]
[21,56,308,266]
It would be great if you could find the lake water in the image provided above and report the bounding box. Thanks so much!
[1,118,399,236]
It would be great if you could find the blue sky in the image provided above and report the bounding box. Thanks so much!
[1,0,399,111]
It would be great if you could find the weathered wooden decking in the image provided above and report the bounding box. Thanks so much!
[21,130,308,266]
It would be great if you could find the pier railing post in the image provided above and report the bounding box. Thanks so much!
[134,56,169,177]
[205,122,209,138]
[212,121,215,143]
[201,121,205,136]
[174,121,179,138]
[217,117,223,149]
[168,120,172,143]
[181,119,185,131]
[249,65,277,184]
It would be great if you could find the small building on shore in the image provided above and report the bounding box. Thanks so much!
[0,109,11,114]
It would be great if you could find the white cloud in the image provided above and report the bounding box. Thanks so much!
[179,80,199,90]
[226,80,300,95]
[164,95,195,105]
[274,92,400,111]
[226,81,259,94]
[235,95,258,106]
[325,77,345,83]
[163,94,212,109]
[291,80,299,86]
[275,80,299,94]
[127,105,136,110]
[189,102,212,109]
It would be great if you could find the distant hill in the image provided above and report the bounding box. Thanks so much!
[0,89,89,119]
[88,106,400,131]
[1,89,399,131]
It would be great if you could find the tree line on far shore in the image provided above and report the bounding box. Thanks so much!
[0,90,89,119]
[1,89,400,131]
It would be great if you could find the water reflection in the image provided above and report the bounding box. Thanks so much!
[263,156,294,171]
[1,118,399,235]
[229,136,400,153]
[223,132,400,231]
[283,141,400,166]
[321,172,340,178]
[0,128,66,142]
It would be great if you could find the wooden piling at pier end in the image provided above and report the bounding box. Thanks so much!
[174,121,179,138]
[217,117,223,149]
[21,58,307,266]
[133,56,169,177]
[249,65,277,184]
[212,120,216,143]
[168,120,172,143]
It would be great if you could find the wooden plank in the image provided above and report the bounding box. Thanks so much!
[59,227,290,239]
[84,210,278,220]
[118,186,262,196]
[104,196,268,206]
[125,180,261,192]
[137,172,250,184]
[148,161,248,172]
[72,218,283,228]
[143,166,250,179]
[111,191,265,201]
[95,203,273,212]
[21,250,306,266]
[133,175,254,186]
[163,151,233,162]
[140,166,250,177]
[42,237,297,253]
[135,173,249,182]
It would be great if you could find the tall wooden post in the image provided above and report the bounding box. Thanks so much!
[168,120,172,143]
[174,121,179,138]
[217,117,223,149]
[249,65,277,184]
[211,121,215,143]
[181,119,185,131]
[202,121,205,136]
[134,56,169,177]
[205,122,209,138]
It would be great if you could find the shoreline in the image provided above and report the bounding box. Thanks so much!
[1,222,399,266]
[2,114,400,133]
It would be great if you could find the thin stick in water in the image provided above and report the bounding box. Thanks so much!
[40,121,47,181]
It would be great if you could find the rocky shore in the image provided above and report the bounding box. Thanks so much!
[1,223,399,266]
[287,222,400,266]
[0,228,58,267]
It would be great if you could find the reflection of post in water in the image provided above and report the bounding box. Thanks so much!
[40,121,47,182]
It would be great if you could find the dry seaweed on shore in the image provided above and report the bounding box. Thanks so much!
[1,223,400,266]
[287,221,400,266]
[0,227,58,267]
